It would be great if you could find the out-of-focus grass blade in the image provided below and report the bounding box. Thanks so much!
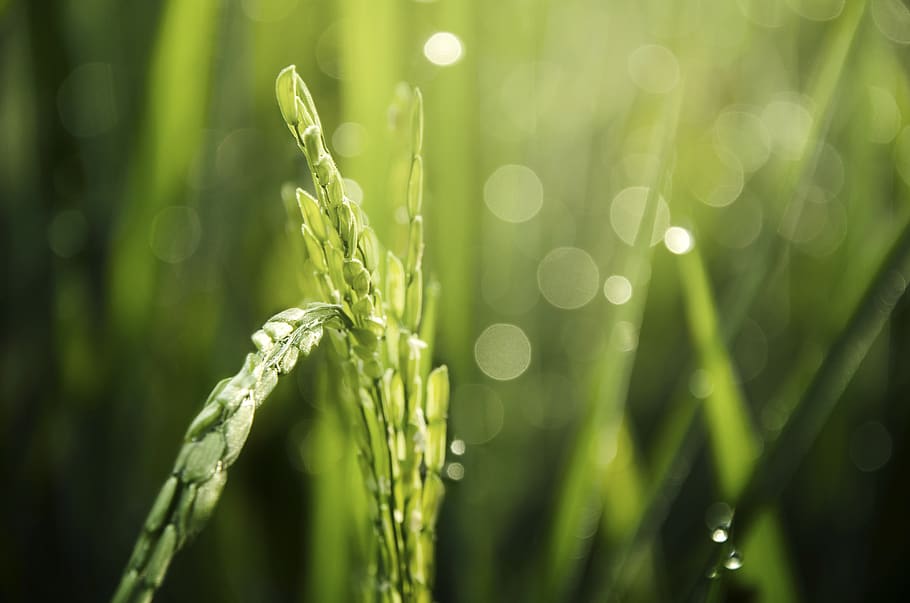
[678,246,758,495]
[723,0,867,331]
[676,242,799,602]
[540,87,682,602]
[737,217,910,530]
[108,0,222,335]
[590,5,871,597]
[677,211,910,599]
[423,0,478,380]
[303,410,361,603]
[339,0,405,243]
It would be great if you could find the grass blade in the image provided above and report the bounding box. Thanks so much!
[540,86,683,601]
[737,217,910,529]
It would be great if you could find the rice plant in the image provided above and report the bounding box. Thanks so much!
[10,2,910,602]
[111,66,449,603]
[275,64,449,603]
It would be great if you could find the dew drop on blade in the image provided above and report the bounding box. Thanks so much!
[724,550,743,571]
[711,527,729,543]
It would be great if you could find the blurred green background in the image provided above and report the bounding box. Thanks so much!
[5,0,910,601]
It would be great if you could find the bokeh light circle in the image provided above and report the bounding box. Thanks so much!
[424,32,464,66]
[474,324,532,380]
[762,97,814,160]
[850,421,893,472]
[604,275,633,305]
[483,164,544,223]
[610,186,671,246]
[866,87,902,143]
[149,205,201,264]
[332,122,367,157]
[451,384,505,444]
[896,127,910,186]
[537,247,600,309]
[713,109,772,173]
[785,0,845,22]
[627,44,680,94]
[664,226,694,254]
[871,0,910,44]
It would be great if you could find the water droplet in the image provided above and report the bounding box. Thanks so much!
[705,501,734,533]
[707,568,720,580]
[724,550,743,570]
[711,528,729,543]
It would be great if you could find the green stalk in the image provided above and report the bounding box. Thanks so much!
[114,65,452,602]
[277,65,450,602]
